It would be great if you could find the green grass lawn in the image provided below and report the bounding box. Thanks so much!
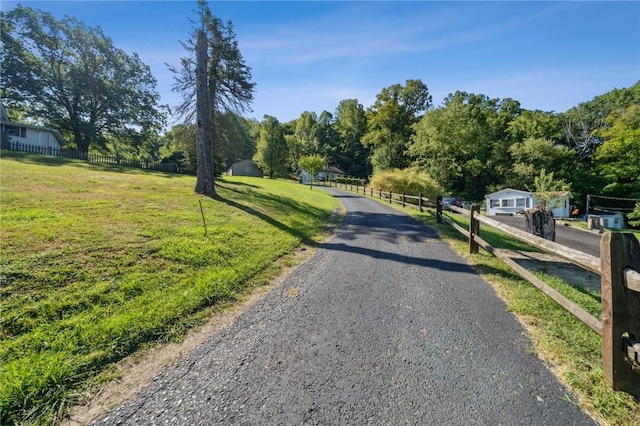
[0,151,339,425]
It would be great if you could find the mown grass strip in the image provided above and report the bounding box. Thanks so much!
[0,151,339,425]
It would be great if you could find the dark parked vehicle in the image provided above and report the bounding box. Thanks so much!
[442,196,462,210]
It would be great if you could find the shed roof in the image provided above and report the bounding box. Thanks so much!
[322,166,345,174]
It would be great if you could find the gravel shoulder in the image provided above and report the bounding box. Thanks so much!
[91,189,594,425]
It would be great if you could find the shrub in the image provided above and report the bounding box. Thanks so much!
[369,168,443,200]
[333,176,366,186]
[628,202,640,228]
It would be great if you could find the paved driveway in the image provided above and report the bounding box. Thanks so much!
[93,189,594,425]
[490,215,601,257]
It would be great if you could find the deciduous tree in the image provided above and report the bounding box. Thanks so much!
[254,115,288,178]
[0,5,166,155]
[409,92,520,200]
[334,99,370,178]
[363,79,432,172]
[298,154,325,189]
[594,104,640,197]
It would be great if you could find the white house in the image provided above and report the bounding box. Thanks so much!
[1,104,65,151]
[485,188,573,217]
[299,166,346,183]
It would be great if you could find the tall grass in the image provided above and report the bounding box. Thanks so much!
[0,151,338,425]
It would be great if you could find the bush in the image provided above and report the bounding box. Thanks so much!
[628,202,640,228]
[369,168,443,200]
[334,176,366,186]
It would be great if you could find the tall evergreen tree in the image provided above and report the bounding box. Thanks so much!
[169,0,255,194]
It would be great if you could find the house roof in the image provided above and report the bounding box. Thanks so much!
[485,188,532,198]
[486,188,573,200]
[230,158,259,166]
[322,166,345,174]
[1,104,65,146]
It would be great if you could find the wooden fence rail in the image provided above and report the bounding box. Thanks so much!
[436,197,640,397]
[327,180,433,213]
[325,183,639,396]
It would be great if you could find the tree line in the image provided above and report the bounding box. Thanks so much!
[2,4,638,217]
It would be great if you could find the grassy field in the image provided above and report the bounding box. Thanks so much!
[0,151,339,425]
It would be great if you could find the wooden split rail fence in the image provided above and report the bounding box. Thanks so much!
[326,180,435,213]
[326,181,640,396]
[434,196,640,397]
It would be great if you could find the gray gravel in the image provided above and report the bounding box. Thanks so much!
[94,188,594,425]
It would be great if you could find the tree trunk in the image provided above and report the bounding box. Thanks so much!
[194,29,215,196]
[525,206,555,241]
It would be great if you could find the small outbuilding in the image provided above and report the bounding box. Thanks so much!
[588,212,626,230]
[226,159,263,177]
[485,188,573,218]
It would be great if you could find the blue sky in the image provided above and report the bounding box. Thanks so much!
[4,1,640,125]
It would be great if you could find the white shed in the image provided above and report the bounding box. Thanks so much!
[485,188,573,218]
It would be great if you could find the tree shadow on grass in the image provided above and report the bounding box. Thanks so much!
[208,191,325,247]
[217,179,260,189]
[2,150,184,178]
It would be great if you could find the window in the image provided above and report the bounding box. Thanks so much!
[526,198,531,208]
[501,199,515,208]
[490,199,500,208]
[516,198,526,208]
[6,126,20,137]
[6,126,27,138]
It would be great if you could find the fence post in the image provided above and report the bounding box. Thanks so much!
[601,232,640,397]
[469,204,480,254]
[402,193,405,207]
[436,195,443,223]
[379,189,382,199]
[389,191,392,204]
[419,193,423,213]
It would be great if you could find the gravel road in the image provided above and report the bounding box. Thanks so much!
[94,189,594,425]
